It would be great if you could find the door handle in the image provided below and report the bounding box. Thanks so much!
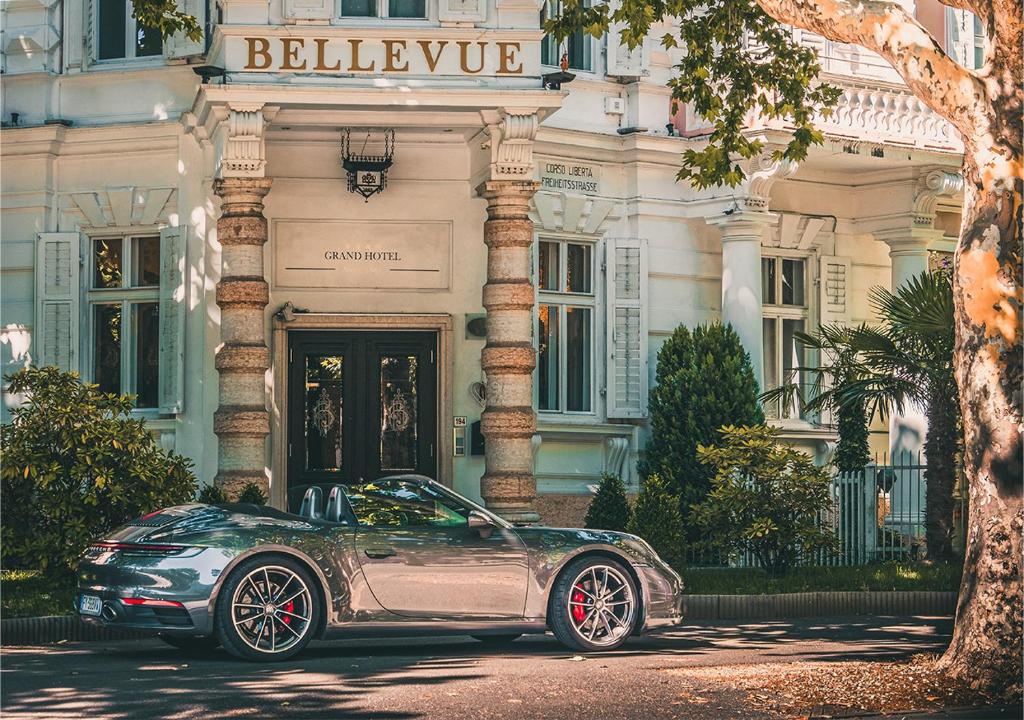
[364,547,397,559]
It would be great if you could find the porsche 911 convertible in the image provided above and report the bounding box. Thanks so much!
[76,474,683,661]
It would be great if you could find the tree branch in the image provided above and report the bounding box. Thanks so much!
[752,0,988,137]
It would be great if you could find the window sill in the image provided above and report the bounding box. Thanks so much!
[88,58,169,73]
[536,417,638,442]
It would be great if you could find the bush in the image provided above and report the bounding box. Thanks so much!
[627,473,684,569]
[1,367,196,573]
[236,482,268,505]
[691,425,838,576]
[197,484,229,504]
[639,323,763,538]
[584,473,631,532]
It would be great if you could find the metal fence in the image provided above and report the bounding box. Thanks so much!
[683,452,965,568]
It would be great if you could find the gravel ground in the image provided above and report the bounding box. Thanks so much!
[1,616,1006,720]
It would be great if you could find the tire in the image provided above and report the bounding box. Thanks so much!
[472,634,522,645]
[548,556,638,652]
[214,556,322,662]
[158,634,220,651]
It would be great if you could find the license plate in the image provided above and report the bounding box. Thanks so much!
[79,595,102,617]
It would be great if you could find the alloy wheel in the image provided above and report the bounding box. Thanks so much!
[230,565,313,654]
[566,564,635,647]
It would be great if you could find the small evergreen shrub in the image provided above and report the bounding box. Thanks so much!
[626,473,684,569]
[639,323,763,539]
[236,482,268,505]
[197,484,229,504]
[1,367,196,573]
[583,473,631,532]
[691,425,839,576]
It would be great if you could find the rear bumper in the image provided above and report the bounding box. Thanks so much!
[76,546,228,636]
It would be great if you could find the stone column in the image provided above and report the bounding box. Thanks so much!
[711,210,776,389]
[478,179,540,524]
[212,177,272,497]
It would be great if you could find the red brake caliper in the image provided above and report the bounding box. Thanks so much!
[282,600,294,625]
[570,585,587,623]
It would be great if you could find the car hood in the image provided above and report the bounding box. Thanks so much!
[513,526,664,566]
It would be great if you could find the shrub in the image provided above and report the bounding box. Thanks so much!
[691,425,839,576]
[584,473,631,532]
[236,482,268,505]
[1,367,196,573]
[627,473,684,569]
[639,323,763,538]
[197,484,229,504]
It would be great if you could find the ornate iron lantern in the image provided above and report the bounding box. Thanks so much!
[341,128,395,201]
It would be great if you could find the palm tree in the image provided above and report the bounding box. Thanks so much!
[762,270,960,561]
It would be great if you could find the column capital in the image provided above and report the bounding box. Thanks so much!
[708,209,778,241]
[875,227,945,256]
[216,104,278,179]
[480,108,541,183]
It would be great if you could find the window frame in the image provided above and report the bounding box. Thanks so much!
[85,233,162,413]
[536,234,598,417]
[335,0,433,23]
[761,252,812,422]
[540,0,596,74]
[93,0,165,65]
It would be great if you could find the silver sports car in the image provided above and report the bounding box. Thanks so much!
[77,474,683,661]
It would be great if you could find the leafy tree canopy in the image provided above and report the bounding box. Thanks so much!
[132,0,202,42]
[545,0,841,187]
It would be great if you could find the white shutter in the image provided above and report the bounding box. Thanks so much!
[158,226,187,414]
[817,255,852,427]
[818,255,852,326]
[165,0,205,59]
[606,237,648,418]
[606,23,647,78]
[282,0,335,21]
[35,233,81,372]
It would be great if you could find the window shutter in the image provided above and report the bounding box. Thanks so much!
[164,0,205,59]
[605,23,647,78]
[159,226,187,414]
[817,255,852,427]
[605,237,648,419]
[818,255,852,326]
[35,233,81,372]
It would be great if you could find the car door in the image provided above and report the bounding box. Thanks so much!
[348,479,529,619]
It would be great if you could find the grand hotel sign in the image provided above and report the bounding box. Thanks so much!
[218,28,542,77]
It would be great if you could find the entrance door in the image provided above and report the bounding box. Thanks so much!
[287,331,437,511]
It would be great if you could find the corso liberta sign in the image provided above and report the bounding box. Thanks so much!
[218,29,542,77]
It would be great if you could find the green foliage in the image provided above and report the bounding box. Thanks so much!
[640,323,764,533]
[197,484,229,504]
[545,0,840,188]
[1,367,197,572]
[131,0,202,41]
[1,569,78,618]
[762,271,960,559]
[236,482,268,505]
[683,562,963,595]
[691,425,838,575]
[627,473,684,569]
[584,473,631,532]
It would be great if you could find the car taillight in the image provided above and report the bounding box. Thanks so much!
[90,542,189,555]
[120,597,186,608]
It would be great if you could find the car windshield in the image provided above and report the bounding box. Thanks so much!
[343,478,509,529]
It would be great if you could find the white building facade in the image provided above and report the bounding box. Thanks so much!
[1,0,966,525]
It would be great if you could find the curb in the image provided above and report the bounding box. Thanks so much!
[683,591,958,620]
[2,591,958,645]
[1,615,148,646]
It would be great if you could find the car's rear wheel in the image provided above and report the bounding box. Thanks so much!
[158,634,220,651]
[472,634,521,645]
[214,556,321,662]
[549,557,637,652]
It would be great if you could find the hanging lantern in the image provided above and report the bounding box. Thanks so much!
[341,128,395,201]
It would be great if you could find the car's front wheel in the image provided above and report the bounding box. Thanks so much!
[214,556,321,662]
[549,557,638,652]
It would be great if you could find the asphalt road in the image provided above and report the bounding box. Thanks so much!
[1,617,962,719]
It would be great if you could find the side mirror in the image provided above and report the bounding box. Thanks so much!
[467,510,495,537]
